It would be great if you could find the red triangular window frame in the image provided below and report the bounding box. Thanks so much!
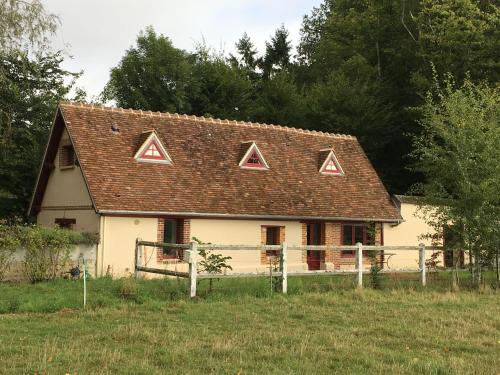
[320,152,343,175]
[139,140,168,161]
[240,143,269,170]
[244,150,264,167]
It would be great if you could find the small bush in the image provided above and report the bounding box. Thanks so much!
[0,225,20,281]
[367,250,383,289]
[118,277,142,303]
[0,224,99,282]
[89,296,108,310]
[20,226,75,283]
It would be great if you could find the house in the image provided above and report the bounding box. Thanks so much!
[30,102,405,276]
[384,196,463,269]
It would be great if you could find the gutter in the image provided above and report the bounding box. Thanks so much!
[98,209,402,224]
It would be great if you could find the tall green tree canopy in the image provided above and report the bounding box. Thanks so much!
[411,77,499,283]
[0,0,77,220]
[0,0,58,52]
[103,27,193,113]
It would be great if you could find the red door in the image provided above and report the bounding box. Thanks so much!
[306,223,324,270]
[307,251,321,270]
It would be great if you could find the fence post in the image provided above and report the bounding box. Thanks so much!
[134,238,140,279]
[356,242,363,288]
[189,242,198,298]
[419,243,426,286]
[280,242,288,294]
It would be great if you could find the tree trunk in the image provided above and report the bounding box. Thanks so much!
[451,249,459,291]
[469,248,475,285]
[496,248,499,284]
[474,248,482,287]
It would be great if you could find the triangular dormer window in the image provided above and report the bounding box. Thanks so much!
[134,130,172,164]
[239,142,269,170]
[319,149,344,176]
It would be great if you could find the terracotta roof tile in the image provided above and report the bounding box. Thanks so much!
[53,101,400,221]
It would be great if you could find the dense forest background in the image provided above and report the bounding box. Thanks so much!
[1,0,499,219]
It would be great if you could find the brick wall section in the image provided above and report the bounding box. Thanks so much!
[260,226,285,265]
[182,220,191,243]
[156,218,191,263]
[324,223,340,263]
[156,218,165,263]
[260,226,267,264]
[332,222,383,269]
[301,223,307,263]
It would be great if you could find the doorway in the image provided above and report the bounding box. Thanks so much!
[306,223,324,270]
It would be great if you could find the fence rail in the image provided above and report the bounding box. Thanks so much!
[134,239,447,297]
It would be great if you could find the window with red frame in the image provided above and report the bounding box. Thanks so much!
[265,226,280,257]
[341,223,375,257]
[244,151,263,167]
[162,219,184,259]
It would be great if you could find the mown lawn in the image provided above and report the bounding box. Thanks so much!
[0,277,498,374]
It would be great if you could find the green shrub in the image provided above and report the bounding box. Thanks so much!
[367,250,383,289]
[118,277,141,302]
[0,225,20,281]
[20,226,74,283]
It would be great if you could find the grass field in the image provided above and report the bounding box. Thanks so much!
[0,276,498,374]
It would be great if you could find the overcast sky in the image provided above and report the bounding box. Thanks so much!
[42,0,322,99]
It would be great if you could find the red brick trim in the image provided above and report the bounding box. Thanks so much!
[156,218,191,263]
[260,225,285,265]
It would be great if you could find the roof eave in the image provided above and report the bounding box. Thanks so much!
[97,209,402,223]
[28,107,62,216]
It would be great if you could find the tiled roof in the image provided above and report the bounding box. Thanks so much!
[33,101,401,221]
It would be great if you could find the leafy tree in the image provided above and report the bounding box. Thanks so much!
[415,0,500,90]
[260,25,293,78]
[192,237,232,293]
[251,71,305,126]
[188,45,253,120]
[304,55,393,155]
[0,52,77,219]
[411,76,499,287]
[0,0,77,220]
[0,0,58,52]
[231,32,258,71]
[297,0,422,193]
[103,27,193,113]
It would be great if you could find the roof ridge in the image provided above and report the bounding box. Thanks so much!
[59,101,357,140]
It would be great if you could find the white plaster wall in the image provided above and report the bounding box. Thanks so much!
[384,202,442,269]
[40,129,93,208]
[190,219,306,273]
[100,216,158,277]
[37,209,99,233]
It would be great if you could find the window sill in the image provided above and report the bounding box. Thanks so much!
[59,165,76,170]
[159,257,182,263]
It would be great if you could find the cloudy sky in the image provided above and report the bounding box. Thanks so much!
[42,0,322,99]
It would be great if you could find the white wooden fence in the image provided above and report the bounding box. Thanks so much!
[135,240,440,297]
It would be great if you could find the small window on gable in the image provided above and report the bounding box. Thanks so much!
[60,144,76,169]
[55,218,76,230]
[319,149,344,176]
[239,142,269,170]
[134,131,172,164]
[143,141,163,159]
